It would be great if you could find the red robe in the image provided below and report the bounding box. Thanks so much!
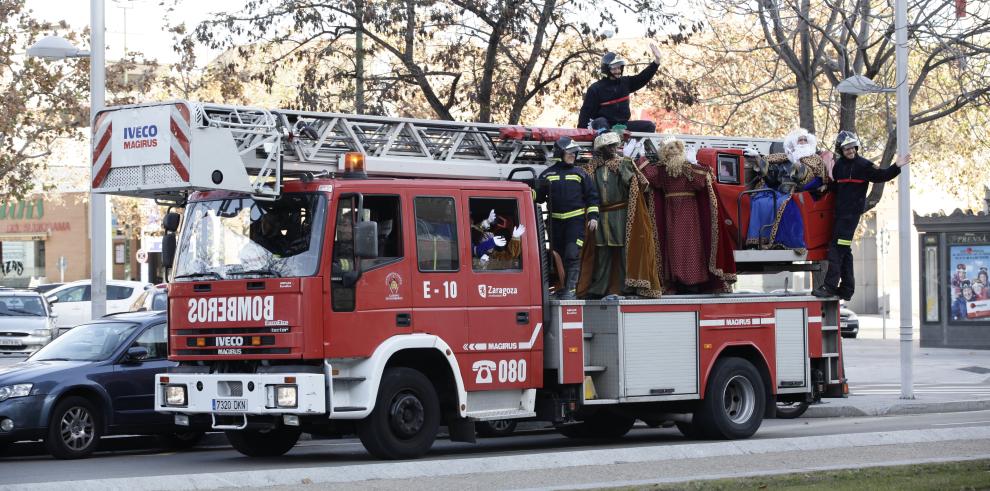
[642,162,737,293]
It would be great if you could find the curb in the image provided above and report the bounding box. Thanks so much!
[805,398,990,418]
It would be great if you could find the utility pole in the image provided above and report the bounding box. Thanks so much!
[895,0,913,399]
[91,0,110,320]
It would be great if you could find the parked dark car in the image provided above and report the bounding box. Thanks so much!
[839,302,859,338]
[0,311,202,459]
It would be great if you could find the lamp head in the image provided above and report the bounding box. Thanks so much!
[27,36,86,60]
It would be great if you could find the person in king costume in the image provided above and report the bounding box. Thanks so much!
[746,128,828,252]
[641,138,736,294]
[576,130,662,298]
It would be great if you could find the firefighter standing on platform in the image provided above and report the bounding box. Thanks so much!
[577,44,663,133]
[813,131,908,301]
[540,137,600,299]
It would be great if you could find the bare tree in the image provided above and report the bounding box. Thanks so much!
[181,0,693,124]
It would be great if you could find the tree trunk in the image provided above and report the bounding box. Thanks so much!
[797,76,816,133]
[838,93,858,134]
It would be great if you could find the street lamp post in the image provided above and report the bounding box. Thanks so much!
[837,0,913,399]
[27,0,110,320]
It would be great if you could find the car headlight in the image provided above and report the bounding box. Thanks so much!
[0,384,32,402]
[32,328,52,337]
[165,384,187,406]
[276,385,297,408]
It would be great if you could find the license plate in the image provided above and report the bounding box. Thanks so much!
[212,398,247,412]
[0,338,21,346]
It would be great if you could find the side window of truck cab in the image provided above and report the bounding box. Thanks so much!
[468,197,523,272]
[331,194,405,312]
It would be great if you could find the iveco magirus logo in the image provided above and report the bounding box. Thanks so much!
[187,296,274,323]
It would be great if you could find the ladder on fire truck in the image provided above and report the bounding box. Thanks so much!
[93,100,802,268]
[93,100,778,201]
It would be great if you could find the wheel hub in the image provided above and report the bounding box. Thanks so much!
[723,375,755,424]
[388,392,425,438]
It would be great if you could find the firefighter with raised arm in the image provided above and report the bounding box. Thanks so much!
[578,44,662,133]
[813,131,908,301]
[539,136,600,300]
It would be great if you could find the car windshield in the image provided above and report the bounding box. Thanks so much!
[30,322,139,361]
[0,296,45,316]
[173,193,326,281]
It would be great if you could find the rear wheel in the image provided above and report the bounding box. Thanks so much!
[694,357,765,439]
[558,410,635,439]
[476,419,518,438]
[46,396,102,459]
[358,367,440,459]
[226,427,300,457]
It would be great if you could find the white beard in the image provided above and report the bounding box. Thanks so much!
[787,143,817,164]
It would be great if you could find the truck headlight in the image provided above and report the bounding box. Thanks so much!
[0,384,32,402]
[165,384,187,406]
[276,385,297,408]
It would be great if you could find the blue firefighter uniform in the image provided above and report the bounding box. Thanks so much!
[822,154,901,299]
[540,161,600,298]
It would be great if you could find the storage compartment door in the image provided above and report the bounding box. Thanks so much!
[775,308,808,390]
[622,311,698,397]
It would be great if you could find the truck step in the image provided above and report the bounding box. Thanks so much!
[584,365,606,373]
[332,406,367,412]
[465,408,536,421]
[332,376,366,383]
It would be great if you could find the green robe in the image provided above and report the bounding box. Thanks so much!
[592,159,638,247]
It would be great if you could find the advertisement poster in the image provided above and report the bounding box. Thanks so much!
[950,244,990,321]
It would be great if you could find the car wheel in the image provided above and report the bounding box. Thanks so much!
[774,401,810,419]
[46,396,102,459]
[226,427,301,457]
[358,367,440,459]
[476,419,518,438]
[158,430,205,450]
[693,357,766,439]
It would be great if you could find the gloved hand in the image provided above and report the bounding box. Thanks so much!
[493,236,507,247]
[588,219,598,231]
[480,254,490,265]
[481,209,496,229]
[744,148,761,158]
[512,224,526,238]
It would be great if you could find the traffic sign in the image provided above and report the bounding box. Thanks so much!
[136,249,148,264]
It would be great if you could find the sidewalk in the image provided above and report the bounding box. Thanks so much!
[806,314,990,417]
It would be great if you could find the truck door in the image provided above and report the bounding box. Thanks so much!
[327,193,413,357]
[461,192,541,391]
[409,193,468,351]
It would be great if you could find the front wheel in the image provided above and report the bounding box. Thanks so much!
[694,357,766,439]
[358,367,440,459]
[45,396,102,459]
[226,427,301,457]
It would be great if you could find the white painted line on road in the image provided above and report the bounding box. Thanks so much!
[5,427,990,491]
[931,420,990,426]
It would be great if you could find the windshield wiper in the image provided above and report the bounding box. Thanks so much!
[226,269,282,278]
[173,272,222,281]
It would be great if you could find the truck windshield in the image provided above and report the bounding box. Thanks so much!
[173,193,326,281]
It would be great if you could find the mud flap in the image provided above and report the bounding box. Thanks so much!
[447,418,476,443]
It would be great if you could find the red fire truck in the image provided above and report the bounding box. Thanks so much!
[92,101,846,459]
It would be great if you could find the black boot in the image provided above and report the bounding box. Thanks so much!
[559,261,580,300]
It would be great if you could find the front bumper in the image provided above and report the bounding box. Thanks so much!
[840,319,859,336]
[0,333,50,355]
[0,395,48,443]
[155,373,327,416]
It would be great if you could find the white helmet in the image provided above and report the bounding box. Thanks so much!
[593,131,621,149]
[835,130,860,151]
